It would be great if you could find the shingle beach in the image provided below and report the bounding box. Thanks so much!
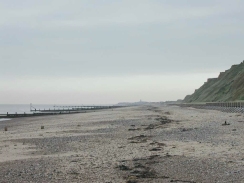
[0,105,244,183]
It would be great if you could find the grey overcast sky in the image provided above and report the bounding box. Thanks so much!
[1,0,244,104]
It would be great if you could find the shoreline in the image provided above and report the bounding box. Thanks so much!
[0,118,11,122]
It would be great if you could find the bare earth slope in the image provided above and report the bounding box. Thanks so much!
[0,105,244,182]
[184,61,244,103]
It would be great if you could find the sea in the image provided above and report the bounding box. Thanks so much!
[0,104,78,121]
[0,104,114,121]
[0,104,61,114]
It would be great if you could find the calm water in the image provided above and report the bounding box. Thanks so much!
[0,104,76,121]
[0,104,113,121]
[0,104,56,114]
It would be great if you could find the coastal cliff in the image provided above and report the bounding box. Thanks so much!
[184,61,244,103]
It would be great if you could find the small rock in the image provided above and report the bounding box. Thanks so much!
[222,121,230,126]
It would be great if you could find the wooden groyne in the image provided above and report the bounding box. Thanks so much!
[0,105,125,119]
[0,111,82,118]
[53,105,121,109]
[172,102,244,113]
[31,105,122,112]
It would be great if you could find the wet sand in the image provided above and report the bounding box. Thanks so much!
[0,105,244,182]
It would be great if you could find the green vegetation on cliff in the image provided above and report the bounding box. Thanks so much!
[184,61,244,103]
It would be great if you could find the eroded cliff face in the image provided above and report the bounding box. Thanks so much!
[184,61,244,103]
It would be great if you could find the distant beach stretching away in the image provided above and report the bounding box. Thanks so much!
[0,105,244,182]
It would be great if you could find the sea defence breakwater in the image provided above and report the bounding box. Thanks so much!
[173,102,244,113]
[0,105,125,118]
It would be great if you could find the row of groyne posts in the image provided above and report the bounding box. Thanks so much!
[32,105,122,112]
[0,105,125,118]
[173,102,244,113]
